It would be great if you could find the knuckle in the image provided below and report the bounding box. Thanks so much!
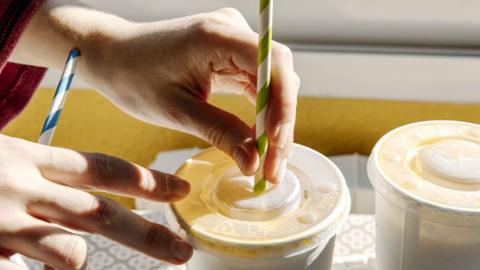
[0,135,20,150]
[0,212,22,239]
[206,117,238,154]
[157,173,173,195]
[285,98,298,110]
[143,224,168,250]
[273,94,297,109]
[150,171,188,201]
[195,8,245,36]
[1,136,34,161]
[217,7,251,31]
[87,196,120,232]
[0,172,26,195]
[274,44,293,60]
[86,153,116,186]
[218,7,243,19]
[193,16,221,38]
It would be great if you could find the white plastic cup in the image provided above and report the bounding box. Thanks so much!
[368,121,480,270]
[166,144,351,270]
[183,236,336,270]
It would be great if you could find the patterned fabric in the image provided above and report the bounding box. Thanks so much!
[334,214,375,269]
[0,0,47,129]
[22,213,375,270]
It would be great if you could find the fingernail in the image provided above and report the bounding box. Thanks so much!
[172,179,191,195]
[274,158,287,184]
[170,239,193,262]
[276,158,288,183]
[274,123,290,149]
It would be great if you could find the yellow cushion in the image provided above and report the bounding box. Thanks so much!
[4,88,480,208]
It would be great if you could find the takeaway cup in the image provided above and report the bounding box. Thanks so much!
[368,120,480,270]
[165,144,351,270]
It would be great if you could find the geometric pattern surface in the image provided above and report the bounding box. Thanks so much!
[20,213,375,270]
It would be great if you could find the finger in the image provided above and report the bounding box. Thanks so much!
[27,183,192,264]
[263,44,298,183]
[211,8,254,34]
[265,43,298,145]
[183,98,259,175]
[0,255,26,270]
[29,143,189,202]
[1,214,87,270]
[212,28,298,181]
[210,25,258,77]
[199,8,257,76]
[211,72,256,104]
[218,28,299,131]
[44,265,54,270]
[210,66,256,95]
[264,133,293,183]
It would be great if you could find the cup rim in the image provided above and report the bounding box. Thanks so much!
[370,120,480,215]
[170,143,351,248]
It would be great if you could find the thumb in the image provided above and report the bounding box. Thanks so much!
[185,99,259,175]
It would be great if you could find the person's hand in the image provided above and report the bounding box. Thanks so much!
[79,8,300,183]
[12,3,299,183]
[0,134,192,269]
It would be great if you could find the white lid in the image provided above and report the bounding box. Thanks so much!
[370,120,480,212]
[171,144,350,251]
[213,168,302,221]
[418,139,480,184]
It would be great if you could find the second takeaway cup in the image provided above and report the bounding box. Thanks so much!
[368,120,480,270]
[165,143,351,270]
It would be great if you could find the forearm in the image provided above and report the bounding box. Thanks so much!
[9,0,132,81]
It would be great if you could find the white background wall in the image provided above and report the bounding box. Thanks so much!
[79,0,480,46]
[40,0,480,102]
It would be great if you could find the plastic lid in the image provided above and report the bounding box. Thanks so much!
[418,139,480,184]
[373,121,480,210]
[213,168,302,221]
[171,144,350,249]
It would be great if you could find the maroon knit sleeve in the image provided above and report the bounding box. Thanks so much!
[0,0,47,130]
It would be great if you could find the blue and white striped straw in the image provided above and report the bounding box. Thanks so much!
[38,49,81,145]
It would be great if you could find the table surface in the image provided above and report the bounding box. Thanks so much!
[19,212,375,270]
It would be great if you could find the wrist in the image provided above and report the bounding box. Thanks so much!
[79,21,152,93]
[10,0,134,72]
[76,21,137,88]
[48,3,137,88]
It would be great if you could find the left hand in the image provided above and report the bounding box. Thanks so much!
[0,135,192,269]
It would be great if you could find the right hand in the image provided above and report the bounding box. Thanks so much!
[0,134,193,270]
[12,4,299,184]
[80,8,299,183]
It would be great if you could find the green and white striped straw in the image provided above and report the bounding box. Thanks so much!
[254,0,273,192]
